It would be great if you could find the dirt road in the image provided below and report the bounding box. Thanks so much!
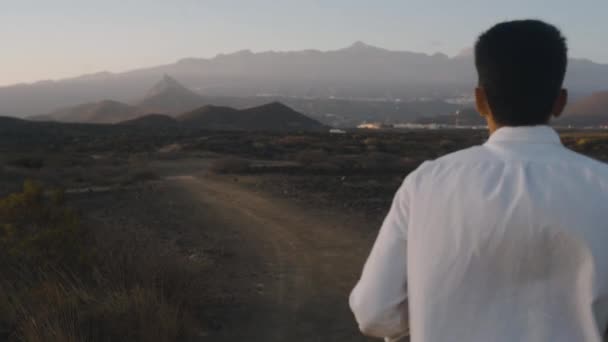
[168,174,377,341]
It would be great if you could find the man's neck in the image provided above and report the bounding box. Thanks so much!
[486,121,551,136]
[486,118,500,135]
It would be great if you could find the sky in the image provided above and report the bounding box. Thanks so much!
[0,0,607,86]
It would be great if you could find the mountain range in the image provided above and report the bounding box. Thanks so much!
[30,75,464,127]
[560,91,608,126]
[29,75,326,132]
[34,100,139,124]
[2,42,608,120]
[177,102,325,131]
[1,101,325,143]
[119,102,326,132]
[138,75,210,115]
[32,76,210,123]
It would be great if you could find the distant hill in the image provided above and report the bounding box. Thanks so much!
[0,116,32,139]
[3,42,608,118]
[177,105,240,127]
[178,102,326,131]
[118,113,178,127]
[0,115,186,149]
[0,116,29,126]
[34,100,138,124]
[561,91,608,126]
[33,77,209,124]
[0,102,324,148]
[137,75,207,115]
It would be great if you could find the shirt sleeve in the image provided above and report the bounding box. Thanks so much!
[349,177,411,339]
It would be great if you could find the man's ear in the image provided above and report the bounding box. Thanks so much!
[475,87,491,117]
[552,89,568,119]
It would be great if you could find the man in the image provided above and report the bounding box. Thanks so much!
[350,20,608,342]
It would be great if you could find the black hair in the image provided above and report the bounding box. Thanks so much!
[474,20,568,126]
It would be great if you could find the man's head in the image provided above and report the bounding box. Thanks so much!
[474,20,568,130]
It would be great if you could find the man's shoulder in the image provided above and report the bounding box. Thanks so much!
[558,147,608,172]
[404,145,493,185]
[434,145,496,164]
[406,143,608,185]
[419,143,608,170]
[417,145,495,171]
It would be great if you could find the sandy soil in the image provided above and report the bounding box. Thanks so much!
[64,155,387,341]
[165,173,378,341]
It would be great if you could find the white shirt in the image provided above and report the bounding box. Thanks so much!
[350,126,608,342]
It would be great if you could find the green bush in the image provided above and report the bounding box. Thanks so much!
[575,138,591,150]
[0,180,88,269]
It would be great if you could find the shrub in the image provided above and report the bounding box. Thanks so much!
[363,137,387,152]
[13,278,190,342]
[275,135,314,147]
[295,150,328,166]
[359,152,402,171]
[0,180,88,269]
[439,139,455,149]
[574,138,594,152]
[210,157,251,174]
[0,181,208,341]
[307,161,341,173]
[252,141,279,159]
[121,170,160,186]
[7,157,44,170]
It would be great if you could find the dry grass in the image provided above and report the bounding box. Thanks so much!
[0,181,207,342]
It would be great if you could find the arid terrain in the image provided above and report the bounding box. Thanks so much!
[1,127,608,341]
[3,3,608,341]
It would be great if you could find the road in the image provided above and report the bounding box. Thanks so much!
[169,174,377,341]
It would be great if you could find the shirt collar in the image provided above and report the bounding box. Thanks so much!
[485,125,562,145]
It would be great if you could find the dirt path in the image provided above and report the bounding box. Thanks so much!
[168,174,376,341]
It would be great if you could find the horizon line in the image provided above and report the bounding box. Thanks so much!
[0,41,604,88]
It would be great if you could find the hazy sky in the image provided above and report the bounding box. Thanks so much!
[1,0,607,86]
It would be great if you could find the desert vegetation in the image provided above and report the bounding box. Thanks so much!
[1,126,608,341]
[193,129,608,223]
[0,181,209,341]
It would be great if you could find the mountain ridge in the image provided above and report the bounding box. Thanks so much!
[560,91,608,126]
[119,113,179,127]
[137,75,208,115]
[178,101,326,131]
[34,76,326,131]
[33,99,138,124]
[2,42,608,118]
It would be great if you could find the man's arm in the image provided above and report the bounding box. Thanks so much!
[349,180,410,339]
